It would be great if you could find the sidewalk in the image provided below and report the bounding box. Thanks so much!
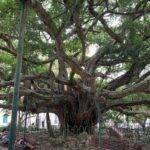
[0,146,7,150]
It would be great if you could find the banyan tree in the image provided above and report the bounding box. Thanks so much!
[0,0,150,134]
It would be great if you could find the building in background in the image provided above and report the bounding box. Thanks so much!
[26,113,59,129]
[0,109,59,128]
[0,110,11,127]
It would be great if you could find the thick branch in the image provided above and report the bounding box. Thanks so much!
[104,8,150,16]
[0,73,50,88]
[103,99,150,112]
[0,45,57,65]
[114,107,150,117]
[0,104,25,111]
[103,78,150,99]
[0,89,52,100]
[73,13,86,62]
[29,0,57,38]
[106,63,142,90]
[88,0,123,43]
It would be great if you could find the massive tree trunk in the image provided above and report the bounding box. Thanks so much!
[56,91,98,134]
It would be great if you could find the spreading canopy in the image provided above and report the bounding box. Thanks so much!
[0,0,150,120]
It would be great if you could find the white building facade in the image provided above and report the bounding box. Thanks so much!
[0,109,59,128]
[0,110,11,127]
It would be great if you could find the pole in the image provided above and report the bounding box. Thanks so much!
[95,100,103,150]
[8,1,27,149]
[23,100,28,139]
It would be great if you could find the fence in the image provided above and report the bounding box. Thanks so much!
[15,123,150,150]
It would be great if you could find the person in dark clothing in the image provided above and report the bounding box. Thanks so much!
[15,138,34,150]
[0,128,9,144]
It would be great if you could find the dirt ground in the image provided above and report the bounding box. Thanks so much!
[0,146,7,150]
[0,131,149,150]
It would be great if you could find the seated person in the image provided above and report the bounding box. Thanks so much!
[15,137,34,150]
[0,128,7,135]
[0,128,9,144]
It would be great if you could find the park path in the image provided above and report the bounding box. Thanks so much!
[0,146,7,150]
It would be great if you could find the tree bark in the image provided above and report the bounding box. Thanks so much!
[46,112,54,137]
[56,93,98,134]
